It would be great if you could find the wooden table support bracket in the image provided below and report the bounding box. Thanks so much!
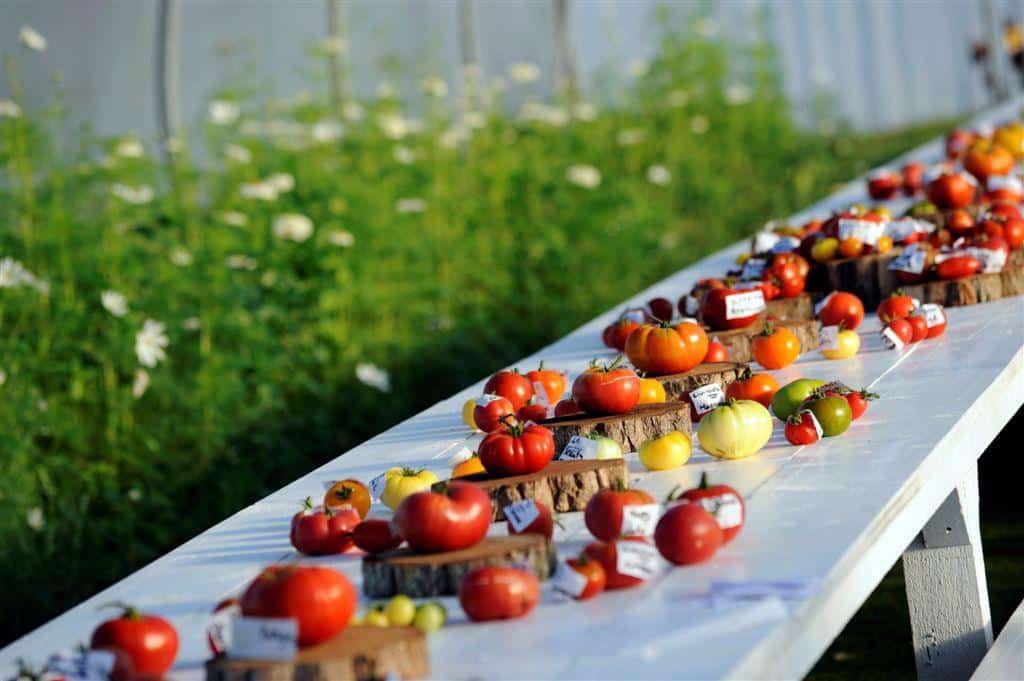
[901,466,993,681]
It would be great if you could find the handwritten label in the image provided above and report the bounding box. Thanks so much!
[474,394,502,407]
[693,494,744,529]
[920,303,945,328]
[819,325,840,351]
[558,435,599,461]
[620,503,662,536]
[45,650,116,681]
[725,290,766,320]
[615,541,661,580]
[550,560,589,598]
[886,218,934,242]
[838,218,886,246]
[814,291,836,316]
[230,616,298,660]
[740,257,766,280]
[689,383,726,415]
[368,472,387,501]
[504,500,540,533]
[966,246,1007,273]
[208,603,240,655]
[888,245,927,274]
[881,325,905,351]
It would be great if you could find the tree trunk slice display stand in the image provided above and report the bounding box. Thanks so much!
[542,401,692,451]
[900,264,1024,307]
[652,361,747,400]
[707,319,820,364]
[821,250,903,310]
[362,535,555,598]
[205,625,429,681]
[765,293,814,321]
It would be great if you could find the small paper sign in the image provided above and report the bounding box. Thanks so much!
[819,325,840,351]
[230,616,298,660]
[615,541,661,580]
[881,326,905,351]
[622,309,647,324]
[474,394,502,407]
[966,246,1007,273]
[368,472,387,501]
[550,560,589,598]
[532,381,550,407]
[689,383,726,416]
[725,290,766,320]
[208,603,239,655]
[693,494,744,529]
[838,218,886,246]
[885,218,934,242]
[619,503,662,537]
[504,500,540,533]
[920,303,945,328]
[558,435,599,461]
[45,650,116,681]
[740,257,766,280]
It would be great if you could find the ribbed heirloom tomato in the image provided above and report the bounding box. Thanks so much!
[752,322,800,369]
[816,291,865,330]
[483,370,533,411]
[291,498,359,555]
[625,320,708,375]
[473,395,514,433]
[526,361,566,405]
[965,140,1014,182]
[726,367,779,408]
[91,605,178,679]
[571,357,640,415]
[459,567,540,622]
[394,481,491,553]
[240,565,355,648]
[584,486,657,541]
[478,420,555,476]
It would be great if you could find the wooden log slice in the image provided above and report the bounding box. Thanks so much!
[822,250,903,310]
[447,458,629,521]
[764,293,814,321]
[707,319,820,364]
[542,401,692,452]
[901,273,1004,307]
[362,535,555,598]
[205,625,429,681]
[653,361,747,400]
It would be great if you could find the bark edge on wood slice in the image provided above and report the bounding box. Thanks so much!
[764,293,814,321]
[706,319,819,364]
[900,261,1024,307]
[204,624,429,681]
[652,361,748,400]
[821,250,903,311]
[542,401,692,453]
[362,535,555,598]
[444,458,629,521]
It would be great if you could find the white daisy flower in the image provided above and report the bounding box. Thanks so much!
[216,210,249,227]
[438,126,468,149]
[311,119,344,143]
[696,18,718,38]
[224,143,252,164]
[0,258,30,288]
[420,76,448,98]
[170,248,192,266]
[208,99,240,125]
[165,136,184,154]
[259,270,277,287]
[128,488,143,502]
[690,115,710,135]
[342,101,365,122]
[356,362,391,392]
[37,399,48,412]
[114,137,145,158]
[132,369,150,399]
[101,290,128,317]
[395,198,426,214]
[111,183,155,205]
[393,146,415,165]
[646,164,671,186]
[377,114,409,140]
[135,319,169,368]
[239,181,278,201]
[266,172,295,193]
[566,164,601,189]
[463,111,486,129]
[19,26,46,52]
[617,128,646,146]
[0,100,23,118]
[0,369,6,386]
[26,507,44,531]
[508,62,540,84]
[273,213,314,242]
[226,254,258,270]
[725,83,752,105]
[327,230,355,247]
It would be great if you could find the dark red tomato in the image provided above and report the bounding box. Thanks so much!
[906,314,928,343]
[483,370,533,411]
[876,292,917,324]
[987,201,1022,220]
[91,606,178,679]
[946,209,975,233]
[565,554,606,600]
[926,173,975,209]
[290,499,359,555]
[678,473,745,544]
[936,255,981,280]
[845,389,878,421]
[584,488,657,541]
[516,402,548,424]
[353,518,403,554]
[883,319,914,348]
[478,420,555,476]
[602,318,640,352]
[978,217,1005,240]
[571,357,640,415]
[506,500,554,539]
[647,297,675,322]
[583,537,653,589]
[699,287,766,330]
[922,304,947,338]
[902,162,924,194]
[459,567,540,622]
[945,129,975,159]
[654,503,722,565]
[473,395,514,433]
[703,341,729,363]
[767,260,800,282]
[394,481,491,553]
[817,291,865,330]
[553,398,582,417]
[1003,217,1024,249]
[779,275,806,298]
[785,411,820,446]
[867,171,901,200]
[241,565,355,648]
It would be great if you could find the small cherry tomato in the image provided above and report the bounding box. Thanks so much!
[506,500,555,539]
[906,314,928,342]
[844,389,878,421]
[353,518,404,554]
[785,410,821,446]
[562,554,606,600]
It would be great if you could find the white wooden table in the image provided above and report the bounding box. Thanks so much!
[973,597,1024,680]
[3,101,1023,681]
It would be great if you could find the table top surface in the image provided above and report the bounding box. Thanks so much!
[974,596,1024,680]
[4,100,1024,680]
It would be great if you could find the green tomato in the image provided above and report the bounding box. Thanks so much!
[807,396,852,437]
[770,378,826,421]
[591,435,622,460]
[697,399,773,460]
[385,595,416,626]
[364,607,390,627]
[412,601,447,633]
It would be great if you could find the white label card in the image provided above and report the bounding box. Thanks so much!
[838,218,886,246]
[888,245,926,274]
[920,303,945,328]
[620,503,662,536]
[615,541,661,580]
[558,435,599,461]
[885,218,934,241]
[550,560,589,598]
[689,383,726,415]
[724,290,766,320]
[881,326,905,351]
[753,231,781,254]
[229,616,298,660]
[368,473,387,501]
[474,394,502,407]
[819,325,840,351]
[504,500,540,533]
[531,381,549,407]
[740,257,766,280]
[208,605,238,654]
[694,494,744,529]
[771,236,801,253]
[45,650,116,681]
[966,247,1007,274]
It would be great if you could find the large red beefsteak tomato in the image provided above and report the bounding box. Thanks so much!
[478,419,555,476]
[239,565,355,648]
[625,321,708,375]
[393,481,491,553]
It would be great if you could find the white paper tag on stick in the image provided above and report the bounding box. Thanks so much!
[694,494,744,529]
[881,325,905,351]
[814,292,835,316]
[620,503,662,536]
[689,383,726,415]
[532,381,549,407]
[550,560,589,598]
[229,616,298,660]
[504,500,540,533]
[558,435,599,461]
[921,303,945,328]
[474,394,502,407]
[819,325,840,351]
[368,472,387,500]
[616,541,661,580]
[725,290,766,320]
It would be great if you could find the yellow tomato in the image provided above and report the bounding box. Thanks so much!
[381,467,439,510]
[364,608,390,627]
[838,237,862,259]
[697,399,773,460]
[637,377,667,405]
[994,121,1024,159]
[452,454,486,478]
[876,235,893,254]
[873,206,893,220]
[811,237,839,263]
[638,431,691,471]
[822,329,861,360]
[462,399,478,429]
[385,595,417,626]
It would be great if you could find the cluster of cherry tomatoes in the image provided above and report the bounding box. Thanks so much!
[877,291,948,350]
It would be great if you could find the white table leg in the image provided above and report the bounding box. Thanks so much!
[902,465,993,681]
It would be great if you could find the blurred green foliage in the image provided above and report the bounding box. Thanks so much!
[0,24,952,643]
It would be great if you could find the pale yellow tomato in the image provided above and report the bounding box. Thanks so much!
[811,237,839,264]
[822,329,861,360]
[638,431,691,471]
[637,377,667,405]
[697,399,773,460]
[462,399,478,429]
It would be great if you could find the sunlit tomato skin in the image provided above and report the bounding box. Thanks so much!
[517,403,548,423]
[978,217,1006,240]
[726,368,779,409]
[936,255,981,280]
[636,377,667,405]
[654,503,722,565]
[1003,217,1024,249]
[964,140,1015,182]
[584,488,657,541]
[91,607,179,679]
[394,481,491,554]
[679,474,745,544]
[506,500,554,539]
[473,395,515,433]
[526,361,567,405]
[583,537,652,590]
[459,567,540,622]
[906,315,928,343]
[987,201,1022,220]
[353,519,404,554]
[751,322,800,370]
[876,292,917,324]
[785,411,820,446]
[571,358,641,415]
[602,319,640,352]
[699,288,766,330]
[844,389,878,420]
[926,174,975,209]
[625,321,708,375]
[703,341,729,363]
[647,297,675,322]
[291,500,360,555]
[553,398,582,417]
[903,162,925,195]
[240,565,355,648]
[478,421,555,476]
[483,370,534,411]
[946,209,975,233]
[565,555,606,600]
[817,292,865,330]
[778,275,806,298]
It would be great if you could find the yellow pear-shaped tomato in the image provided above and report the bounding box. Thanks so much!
[697,399,773,460]
[637,377,667,405]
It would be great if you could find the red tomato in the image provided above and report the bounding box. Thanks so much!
[483,370,533,411]
[945,129,975,159]
[816,291,865,330]
[583,537,652,589]
[946,209,974,233]
[926,173,975,209]
[571,357,641,415]
[553,398,582,417]
[654,502,722,565]
[964,140,1014,182]
[459,567,539,622]
[394,481,491,553]
[936,255,981,280]
[924,305,947,338]
[564,555,606,600]
[207,598,239,656]
[876,292,917,324]
[526,361,566,405]
[473,395,514,432]
[785,411,821,446]
[1003,217,1024,249]
[906,314,928,343]
[91,606,178,679]
[778,275,806,298]
[978,217,1006,240]
[646,296,675,322]
[703,341,729,363]
[602,318,640,352]
[987,201,1022,220]
[625,321,709,375]
[240,565,355,648]
[726,368,779,408]
[867,171,901,200]
[883,319,914,347]
[517,402,548,423]
[353,519,404,554]
[506,500,554,539]
[771,252,811,279]
[902,162,925,194]
[678,473,745,544]
[478,420,555,476]
[699,287,766,330]
[584,487,657,541]
[844,389,878,421]
[290,499,359,555]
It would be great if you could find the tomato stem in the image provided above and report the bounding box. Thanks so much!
[99,601,140,620]
[698,472,710,490]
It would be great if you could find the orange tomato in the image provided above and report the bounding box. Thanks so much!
[838,237,863,259]
[725,368,779,409]
[625,321,708,376]
[526,361,567,405]
[876,235,893,253]
[751,322,800,370]
[637,377,667,405]
[323,479,372,519]
[452,455,486,478]
[703,341,729,363]
[964,139,1014,182]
